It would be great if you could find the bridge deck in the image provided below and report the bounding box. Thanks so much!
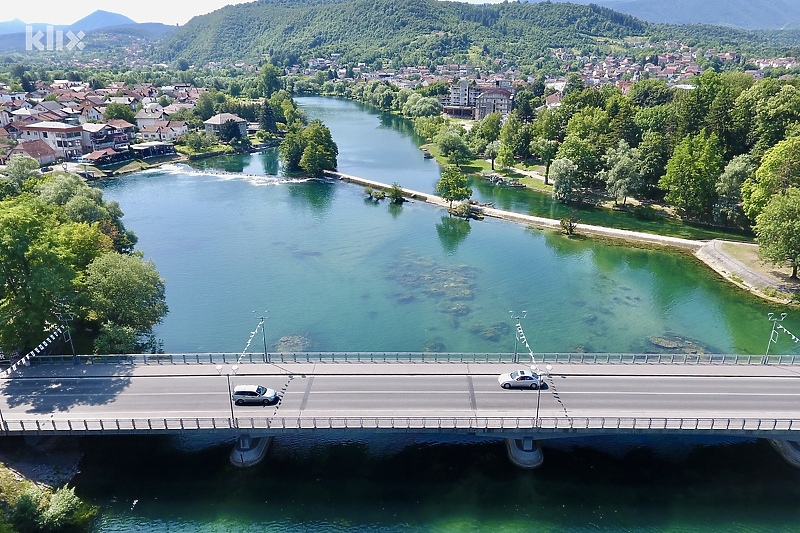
[1,361,799,437]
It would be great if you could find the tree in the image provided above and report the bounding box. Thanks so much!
[388,183,405,204]
[551,158,580,203]
[600,140,641,206]
[742,137,800,222]
[485,140,501,170]
[556,135,598,187]
[103,102,136,124]
[278,130,305,170]
[659,130,724,220]
[0,196,76,353]
[436,165,472,208]
[1,155,39,198]
[219,119,243,142]
[714,154,755,228]
[84,252,168,352]
[434,127,471,168]
[259,100,277,133]
[529,137,558,184]
[258,64,283,98]
[755,188,800,279]
[299,120,338,177]
[496,142,515,170]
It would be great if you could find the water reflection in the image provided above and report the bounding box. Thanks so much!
[435,215,471,254]
[286,178,336,213]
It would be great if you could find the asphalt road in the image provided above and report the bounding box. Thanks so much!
[2,363,800,423]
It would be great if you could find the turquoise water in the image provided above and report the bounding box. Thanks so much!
[82,96,800,532]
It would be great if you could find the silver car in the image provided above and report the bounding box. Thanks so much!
[498,369,543,390]
[231,384,279,405]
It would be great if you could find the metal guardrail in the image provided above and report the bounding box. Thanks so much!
[26,352,800,366]
[2,416,798,436]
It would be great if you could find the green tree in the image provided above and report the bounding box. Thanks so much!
[299,120,338,177]
[84,252,168,352]
[755,188,800,279]
[485,140,501,170]
[742,137,800,221]
[529,137,559,184]
[714,154,755,228]
[556,135,598,187]
[103,102,136,124]
[434,127,471,168]
[259,100,277,133]
[659,130,725,220]
[551,158,580,203]
[600,140,641,205]
[436,165,472,208]
[258,64,283,98]
[388,183,405,204]
[278,130,305,170]
[219,119,243,142]
[0,196,76,353]
[2,154,40,197]
[496,142,515,170]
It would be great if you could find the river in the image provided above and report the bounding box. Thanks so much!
[75,96,800,532]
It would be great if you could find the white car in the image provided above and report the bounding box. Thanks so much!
[231,384,279,406]
[498,369,543,390]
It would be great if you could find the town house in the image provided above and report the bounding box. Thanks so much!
[19,121,83,160]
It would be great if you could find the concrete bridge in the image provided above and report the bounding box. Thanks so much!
[3,352,800,468]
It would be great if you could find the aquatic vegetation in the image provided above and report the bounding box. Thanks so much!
[468,322,511,342]
[275,334,313,352]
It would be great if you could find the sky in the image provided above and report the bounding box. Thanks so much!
[4,0,504,26]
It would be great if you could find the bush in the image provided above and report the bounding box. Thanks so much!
[11,486,44,533]
[12,485,96,533]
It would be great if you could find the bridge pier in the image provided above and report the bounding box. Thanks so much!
[505,437,544,469]
[229,435,272,468]
[769,439,800,469]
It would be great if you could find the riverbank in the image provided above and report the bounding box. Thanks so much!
[326,170,799,305]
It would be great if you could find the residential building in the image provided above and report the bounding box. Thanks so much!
[474,88,513,120]
[135,103,165,129]
[7,139,56,165]
[81,123,132,153]
[204,113,247,137]
[19,121,83,160]
[139,120,188,142]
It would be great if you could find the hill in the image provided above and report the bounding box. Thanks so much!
[153,0,650,66]
[153,0,782,68]
[68,10,137,32]
[528,0,800,30]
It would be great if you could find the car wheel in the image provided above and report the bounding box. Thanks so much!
[531,383,539,390]
[263,399,270,405]
[502,383,511,389]
[235,399,244,406]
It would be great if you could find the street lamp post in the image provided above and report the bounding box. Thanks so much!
[216,364,239,427]
[509,311,527,364]
[534,364,553,427]
[55,311,77,365]
[257,316,268,363]
[764,312,787,364]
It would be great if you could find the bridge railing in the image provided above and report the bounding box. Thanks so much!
[25,352,800,366]
[3,415,798,436]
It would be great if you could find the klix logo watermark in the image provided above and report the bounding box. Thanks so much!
[26,25,85,51]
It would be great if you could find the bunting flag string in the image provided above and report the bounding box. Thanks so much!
[776,324,800,344]
[239,319,264,362]
[516,322,536,365]
[1,327,63,378]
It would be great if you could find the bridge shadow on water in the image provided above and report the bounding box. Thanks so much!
[1,364,134,413]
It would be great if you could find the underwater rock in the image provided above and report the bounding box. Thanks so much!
[275,334,312,352]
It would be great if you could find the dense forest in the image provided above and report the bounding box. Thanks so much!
[153,0,787,69]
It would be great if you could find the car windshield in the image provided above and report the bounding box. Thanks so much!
[256,386,267,396]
